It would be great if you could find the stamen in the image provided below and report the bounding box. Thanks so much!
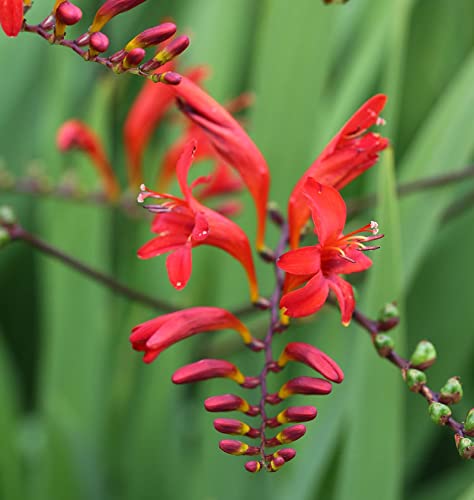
[325,246,356,263]
[376,117,386,126]
[370,220,379,235]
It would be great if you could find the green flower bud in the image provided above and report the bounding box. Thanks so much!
[410,340,436,370]
[0,205,16,225]
[404,369,427,393]
[439,377,463,405]
[0,227,11,248]
[429,402,451,426]
[378,302,399,322]
[464,408,474,437]
[456,436,473,460]
[373,333,394,357]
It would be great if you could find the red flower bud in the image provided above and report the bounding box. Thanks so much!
[0,0,23,37]
[56,2,83,25]
[121,47,146,68]
[124,22,176,51]
[278,342,344,383]
[274,448,296,462]
[219,440,259,456]
[244,461,262,473]
[89,32,110,53]
[204,394,259,416]
[214,418,259,437]
[276,406,317,424]
[278,376,333,399]
[90,0,146,32]
[172,359,246,385]
[266,424,306,446]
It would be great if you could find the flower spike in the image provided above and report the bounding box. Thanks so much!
[56,120,120,201]
[0,0,23,37]
[288,94,388,248]
[130,306,263,363]
[170,76,270,251]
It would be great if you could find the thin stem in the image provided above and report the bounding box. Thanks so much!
[6,224,175,313]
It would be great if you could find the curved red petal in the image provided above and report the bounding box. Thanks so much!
[191,211,209,242]
[322,247,372,275]
[166,243,192,290]
[303,179,346,245]
[327,274,355,326]
[277,246,321,275]
[137,233,187,259]
[0,0,23,37]
[280,272,329,318]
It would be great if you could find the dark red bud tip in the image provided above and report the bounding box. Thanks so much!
[56,2,83,25]
[245,461,262,473]
[279,376,333,399]
[275,448,296,462]
[126,22,177,50]
[219,440,259,456]
[276,424,307,444]
[163,34,190,58]
[124,48,146,67]
[149,71,182,85]
[204,394,250,413]
[214,418,252,436]
[89,32,110,53]
[279,406,318,423]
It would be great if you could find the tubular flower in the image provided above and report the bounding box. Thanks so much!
[279,178,383,324]
[90,0,147,33]
[288,94,388,248]
[137,140,259,302]
[170,76,270,251]
[0,0,23,37]
[56,120,120,201]
[130,306,263,363]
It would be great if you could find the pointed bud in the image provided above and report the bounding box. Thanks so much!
[213,418,259,437]
[153,34,189,64]
[377,302,400,331]
[172,359,246,385]
[274,448,296,463]
[373,333,395,357]
[122,48,146,68]
[403,369,427,393]
[149,71,182,85]
[56,2,83,25]
[429,402,452,426]
[464,408,474,436]
[270,456,286,471]
[276,406,317,424]
[204,394,259,416]
[219,440,259,456]
[277,377,332,400]
[244,461,262,473]
[124,22,176,51]
[89,32,110,53]
[410,340,437,370]
[455,434,473,460]
[439,377,463,405]
[90,0,146,32]
[266,424,306,446]
[0,206,17,225]
[277,342,344,383]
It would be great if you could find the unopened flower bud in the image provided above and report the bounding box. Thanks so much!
[172,359,246,385]
[266,424,306,446]
[276,406,317,424]
[56,2,82,25]
[373,333,395,357]
[219,440,259,456]
[429,402,451,426]
[149,71,182,85]
[377,302,400,331]
[0,227,11,248]
[89,32,110,54]
[125,22,176,51]
[274,448,296,462]
[439,377,463,405]
[214,418,258,437]
[122,48,146,68]
[278,376,332,400]
[0,206,17,225]
[410,340,437,370]
[403,369,427,393]
[463,408,474,436]
[90,0,146,32]
[270,456,285,471]
[455,434,473,460]
[204,394,259,416]
[244,461,262,473]
[154,35,190,63]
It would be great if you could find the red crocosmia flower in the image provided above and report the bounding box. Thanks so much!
[57,120,120,201]
[170,76,270,252]
[288,94,388,249]
[90,0,146,32]
[0,0,23,37]
[124,65,208,188]
[130,306,263,364]
[137,139,260,302]
[278,178,382,325]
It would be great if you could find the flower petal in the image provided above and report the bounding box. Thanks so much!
[0,0,23,37]
[322,246,372,275]
[280,272,329,318]
[277,246,321,275]
[137,233,188,259]
[191,212,209,242]
[166,243,192,290]
[327,274,355,326]
[303,178,346,245]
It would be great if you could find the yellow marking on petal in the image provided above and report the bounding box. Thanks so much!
[276,410,289,424]
[270,460,282,471]
[230,369,246,385]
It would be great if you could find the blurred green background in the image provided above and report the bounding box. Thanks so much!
[0,1,473,499]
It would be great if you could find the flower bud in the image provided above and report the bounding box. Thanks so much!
[266,424,306,446]
[429,402,451,426]
[89,32,110,53]
[278,376,332,400]
[274,448,296,463]
[270,456,285,471]
[90,0,146,32]
[403,369,427,393]
[0,206,16,225]
[219,440,259,456]
[277,342,344,383]
[373,333,395,357]
[214,418,259,438]
[204,394,259,416]
[0,227,11,248]
[455,434,473,460]
[463,408,474,436]
[172,359,246,385]
[56,2,83,25]
[122,48,146,68]
[276,406,317,424]
[0,0,23,37]
[377,302,400,331]
[439,377,463,405]
[410,340,437,370]
[154,35,190,64]
[244,461,262,473]
[124,22,176,51]
[148,71,182,85]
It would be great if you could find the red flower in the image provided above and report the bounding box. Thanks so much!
[170,76,270,251]
[0,0,23,37]
[90,0,146,32]
[137,140,259,302]
[130,306,262,363]
[288,94,388,248]
[278,178,382,325]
